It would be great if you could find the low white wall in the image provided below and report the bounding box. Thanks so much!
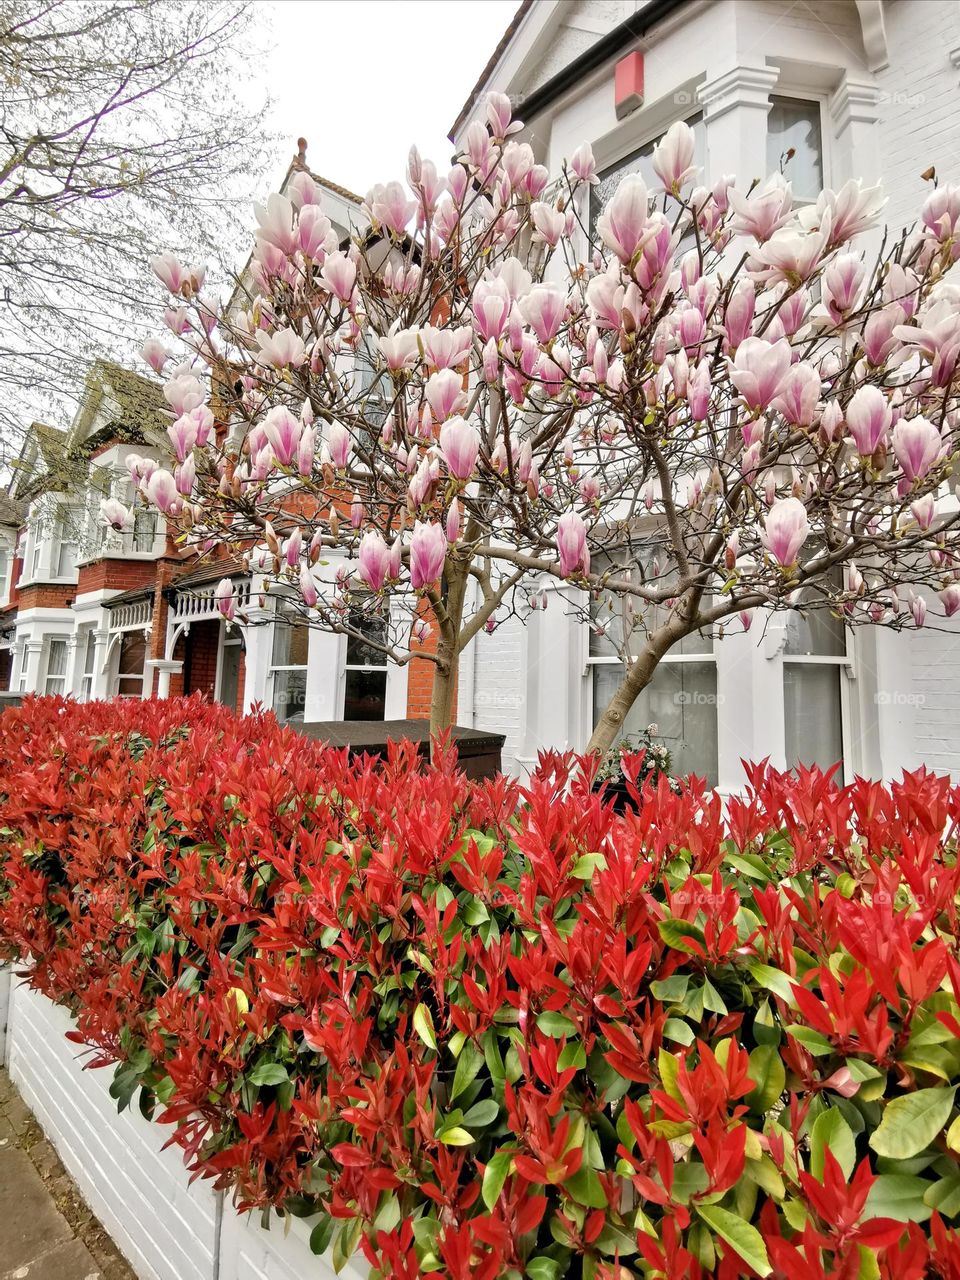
[3,974,365,1280]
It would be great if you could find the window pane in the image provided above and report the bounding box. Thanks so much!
[0,551,8,597]
[133,508,157,552]
[767,97,822,203]
[46,638,67,677]
[784,662,842,771]
[784,607,845,657]
[593,660,718,785]
[344,668,387,720]
[591,114,706,239]
[272,614,309,667]
[272,669,307,723]
[346,611,388,668]
[116,632,146,696]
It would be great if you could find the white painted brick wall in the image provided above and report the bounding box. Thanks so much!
[4,976,363,1280]
[907,609,960,778]
[875,0,960,237]
[472,613,526,773]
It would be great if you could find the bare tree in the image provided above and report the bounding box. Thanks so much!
[0,0,271,462]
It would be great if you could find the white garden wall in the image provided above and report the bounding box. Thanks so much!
[0,971,365,1280]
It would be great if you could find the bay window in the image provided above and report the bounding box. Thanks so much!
[42,636,68,695]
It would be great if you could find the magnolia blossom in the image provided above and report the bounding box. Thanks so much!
[556,510,588,577]
[99,499,132,531]
[263,406,303,468]
[846,385,892,456]
[256,328,306,369]
[214,578,235,622]
[893,414,942,483]
[519,285,566,344]
[439,416,479,480]
[773,362,821,427]
[651,120,698,193]
[596,174,649,263]
[409,521,446,590]
[730,338,792,412]
[327,421,351,470]
[147,468,180,514]
[761,497,809,567]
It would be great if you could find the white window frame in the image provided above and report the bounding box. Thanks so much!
[782,612,855,782]
[112,629,149,699]
[341,608,389,722]
[0,547,10,606]
[77,625,97,702]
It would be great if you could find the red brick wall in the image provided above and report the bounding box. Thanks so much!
[184,619,219,698]
[16,584,75,610]
[77,559,157,595]
[405,601,456,720]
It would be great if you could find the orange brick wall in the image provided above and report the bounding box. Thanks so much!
[16,584,76,610]
[405,601,455,720]
[183,619,220,698]
[77,559,157,595]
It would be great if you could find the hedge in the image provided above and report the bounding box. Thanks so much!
[1,695,960,1279]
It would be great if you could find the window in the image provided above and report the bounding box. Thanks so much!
[343,610,387,721]
[587,556,719,785]
[29,525,43,580]
[132,504,158,553]
[114,631,146,698]
[218,637,242,711]
[782,583,848,772]
[0,549,9,603]
[43,636,67,695]
[77,625,96,701]
[766,96,823,204]
[270,604,309,724]
[16,644,27,692]
[52,508,78,578]
[591,114,707,241]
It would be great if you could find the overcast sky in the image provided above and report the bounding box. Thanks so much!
[258,0,521,198]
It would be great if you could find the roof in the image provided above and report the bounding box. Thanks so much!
[169,554,247,593]
[0,494,25,528]
[102,585,154,609]
[449,0,533,140]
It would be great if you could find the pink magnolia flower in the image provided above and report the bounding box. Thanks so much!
[446,499,461,542]
[368,181,417,236]
[99,498,132,531]
[910,590,927,627]
[350,493,364,529]
[175,455,196,497]
[862,303,905,365]
[596,174,650,263]
[751,227,828,287]
[426,368,466,422]
[472,277,512,342]
[298,426,316,478]
[299,563,319,608]
[531,202,565,247]
[730,337,792,412]
[422,324,473,370]
[357,530,392,591]
[486,90,522,140]
[256,327,306,369]
[651,120,698,193]
[150,252,188,294]
[168,414,198,463]
[215,578,235,622]
[823,254,865,321]
[912,493,936,530]
[519,284,566,344]
[773,362,821,427]
[804,179,885,248]
[439,415,480,480]
[846,385,892,455]
[723,281,756,351]
[728,177,793,242]
[761,497,809,567]
[922,184,960,244]
[298,205,334,258]
[556,510,588,577]
[320,252,357,304]
[409,521,446,590]
[141,338,170,375]
[284,527,302,570]
[377,324,421,371]
[327,421,351,470]
[893,414,942,483]
[687,359,712,421]
[255,193,297,256]
[569,142,597,184]
[263,406,302,468]
[941,584,960,616]
[163,374,205,417]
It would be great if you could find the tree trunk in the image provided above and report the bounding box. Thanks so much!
[429,640,459,742]
[584,635,677,756]
[427,561,468,756]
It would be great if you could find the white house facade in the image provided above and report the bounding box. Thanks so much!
[450,0,960,789]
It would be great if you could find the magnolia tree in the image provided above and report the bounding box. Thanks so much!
[128,94,960,754]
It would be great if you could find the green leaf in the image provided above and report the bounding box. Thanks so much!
[650,975,689,1002]
[663,1017,695,1045]
[557,1041,587,1070]
[451,1040,485,1101]
[438,1126,474,1146]
[810,1108,856,1181]
[564,1165,608,1208]
[747,1045,786,1114]
[309,1216,335,1256]
[571,852,607,880]
[332,1217,362,1274]
[657,918,706,955]
[536,1010,577,1037]
[482,1151,512,1210]
[870,1087,957,1160]
[864,1174,933,1223]
[413,1003,437,1052]
[526,1258,562,1280]
[925,1173,960,1218]
[785,1025,834,1056]
[695,1204,771,1277]
[462,1099,500,1128]
[248,1062,289,1087]
[747,960,798,1006]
